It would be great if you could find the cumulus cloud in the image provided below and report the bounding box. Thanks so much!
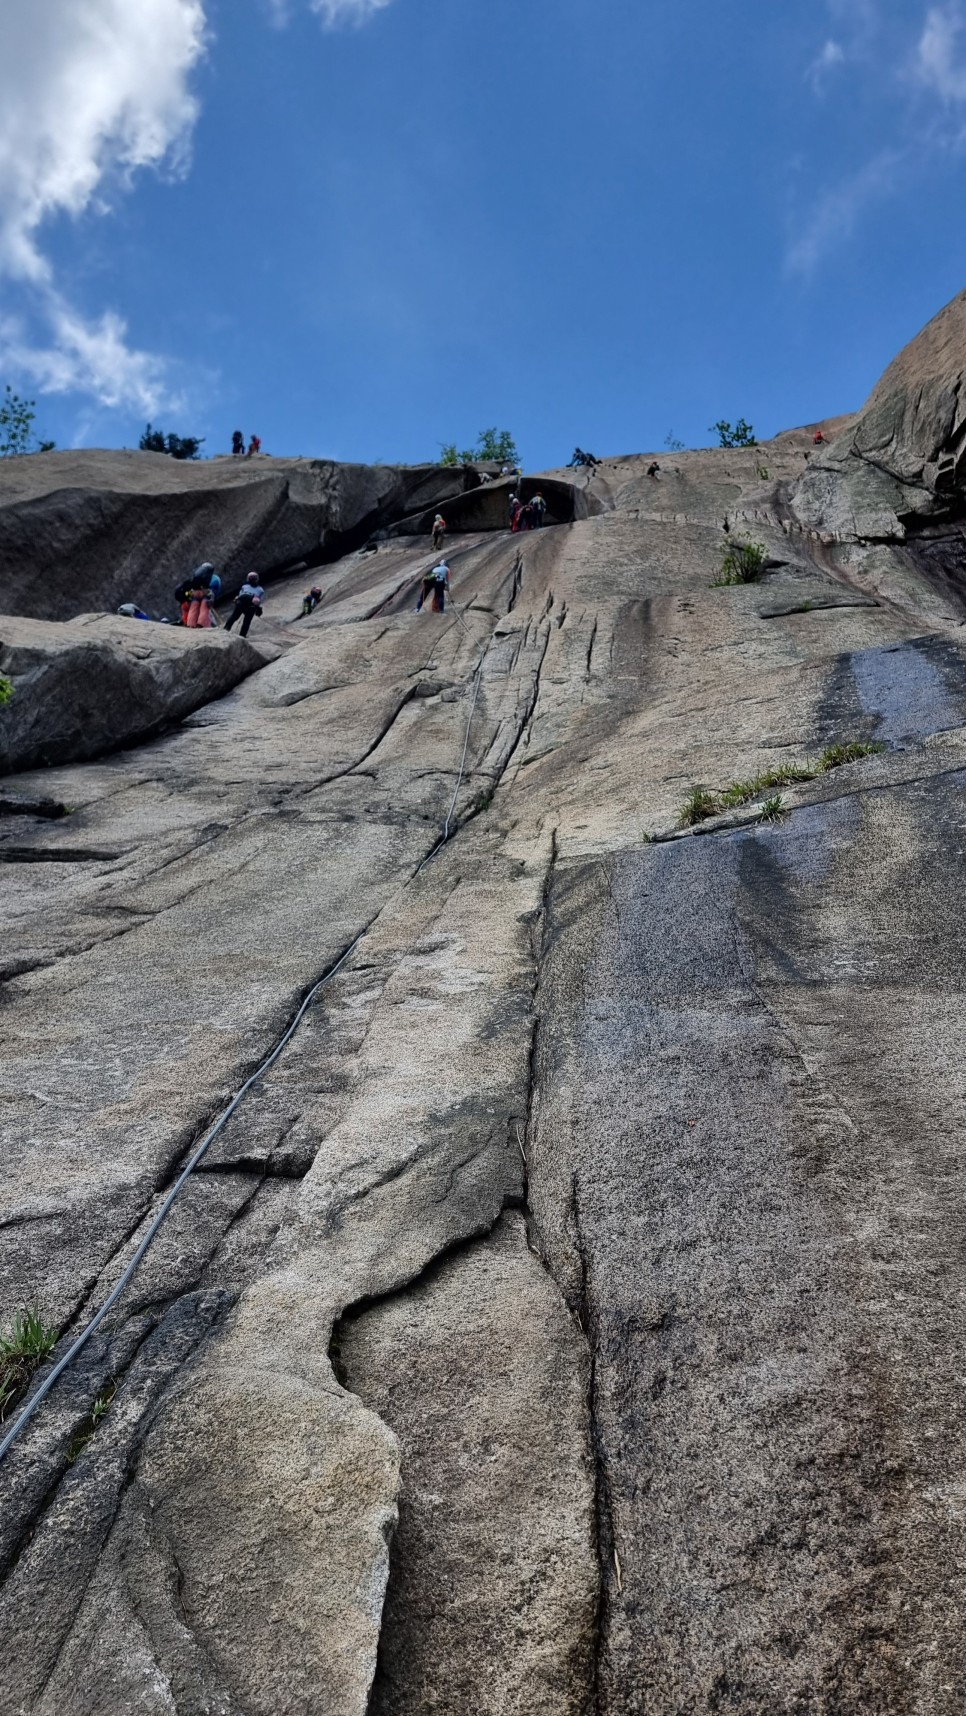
[0,300,176,416]
[917,3,966,101]
[0,0,205,410]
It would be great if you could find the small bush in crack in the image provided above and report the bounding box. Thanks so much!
[759,794,786,823]
[0,1308,57,1420]
[712,538,767,587]
[0,674,13,708]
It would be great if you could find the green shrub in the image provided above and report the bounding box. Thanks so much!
[712,538,767,586]
[139,424,204,460]
[439,428,519,467]
[0,675,12,708]
[0,385,54,457]
[711,418,757,448]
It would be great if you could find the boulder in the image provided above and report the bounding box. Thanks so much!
[0,451,476,622]
[0,614,264,773]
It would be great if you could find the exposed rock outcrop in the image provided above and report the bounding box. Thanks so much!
[6,295,966,1714]
[0,614,264,772]
[0,451,480,622]
[788,287,966,613]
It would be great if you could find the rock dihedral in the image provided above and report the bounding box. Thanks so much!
[6,292,966,1715]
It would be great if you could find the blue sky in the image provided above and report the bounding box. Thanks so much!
[2,0,966,469]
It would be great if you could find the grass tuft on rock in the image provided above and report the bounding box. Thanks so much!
[67,1380,117,1465]
[677,739,885,828]
[818,740,883,770]
[679,786,720,827]
[759,794,786,823]
[711,538,767,586]
[0,1308,57,1420]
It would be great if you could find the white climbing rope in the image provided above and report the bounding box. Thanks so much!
[0,592,489,1465]
[0,932,364,1467]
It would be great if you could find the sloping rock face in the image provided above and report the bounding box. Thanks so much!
[5,299,966,1714]
[789,287,966,613]
[0,450,479,622]
[0,614,265,773]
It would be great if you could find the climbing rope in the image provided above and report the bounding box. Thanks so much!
[0,585,490,1467]
[0,933,364,1467]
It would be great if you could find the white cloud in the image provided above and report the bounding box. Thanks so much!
[0,300,177,416]
[0,0,206,283]
[0,0,205,411]
[785,149,903,276]
[308,0,394,22]
[917,3,966,101]
[807,39,846,91]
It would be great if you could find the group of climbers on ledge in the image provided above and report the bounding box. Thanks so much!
[509,491,546,532]
[167,565,265,635]
[231,431,262,458]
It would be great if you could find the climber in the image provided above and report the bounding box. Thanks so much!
[509,494,522,532]
[246,434,261,458]
[413,566,432,614]
[225,574,265,637]
[299,586,323,618]
[813,430,826,445]
[207,570,222,604]
[430,560,451,612]
[647,462,660,477]
[231,430,244,456]
[518,501,534,531]
[529,492,547,527]
[183,562,218,629]
[568,448,584,468]
[432,512,446,551]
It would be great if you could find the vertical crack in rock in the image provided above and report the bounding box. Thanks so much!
[0,1291,234,1712]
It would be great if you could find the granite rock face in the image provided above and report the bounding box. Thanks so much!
[0,613,265,773]
[0,450,479,622]
[5,296,966,1714]
[789,286,966,612]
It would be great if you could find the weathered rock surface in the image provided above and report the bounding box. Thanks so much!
[0,613,265,773]
[6,295,966,1714]
[0,450,481,621]
[789,287,966,614]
